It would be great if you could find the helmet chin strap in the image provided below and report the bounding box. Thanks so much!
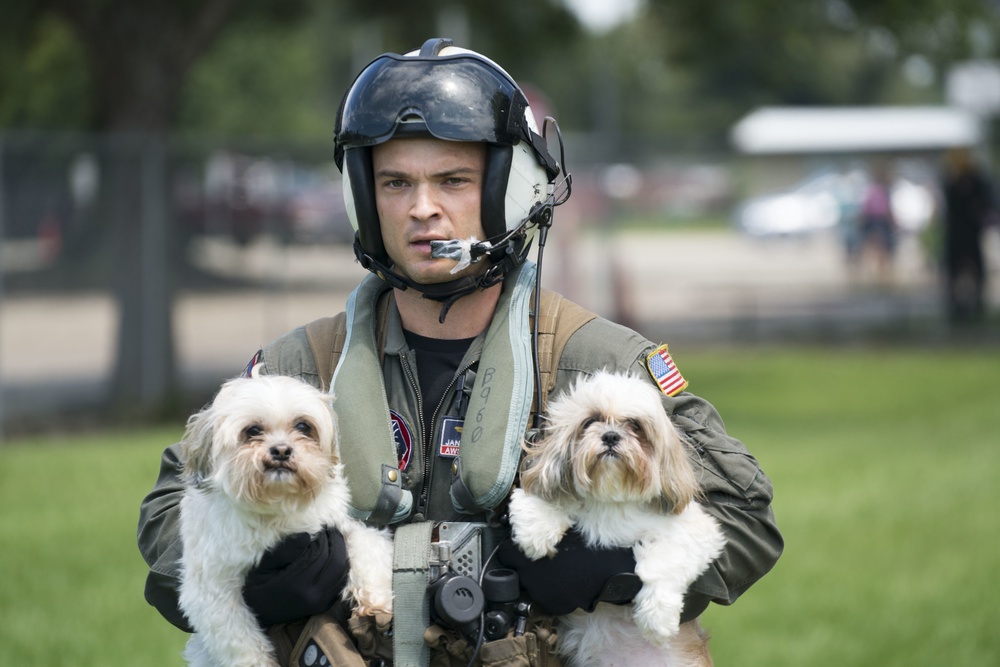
[353,236,521,323]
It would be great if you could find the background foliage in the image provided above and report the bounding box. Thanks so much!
[2,0,999,143]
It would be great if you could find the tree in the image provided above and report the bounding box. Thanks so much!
[645,0,1000,115]
[4,0,307,411]
[49,0,248,132]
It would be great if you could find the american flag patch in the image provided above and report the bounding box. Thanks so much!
[242,349,262,378]
[646,344,688,396]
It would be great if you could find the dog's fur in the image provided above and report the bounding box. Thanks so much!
[509,371,726,667]
[177,375,393,667]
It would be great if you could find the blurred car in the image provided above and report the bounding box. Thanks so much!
[735,167,935,237]
[281,172,354,244]
[175,151,282,245]
[174,155,355,246]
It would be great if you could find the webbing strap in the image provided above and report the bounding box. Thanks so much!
[533,289,597,415]
[306,291,392,391]
[304,313,346,392]
[392,522,435,667]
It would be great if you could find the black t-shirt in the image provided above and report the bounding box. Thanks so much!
[402,329,475,436]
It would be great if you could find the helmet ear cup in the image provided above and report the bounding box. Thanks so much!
[344,147,388,266]
[504,140,551,232]
[482,145,513,240]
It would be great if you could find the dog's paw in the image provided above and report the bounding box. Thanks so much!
[347,575,393,617]
[508,489,570,560]
[514,532,559,560]
[632,586,683,646]
[342,525,394,616]
[635,610,681,648]
[509,514,561,559]
[345,577,393,617]
[352,594,393,617]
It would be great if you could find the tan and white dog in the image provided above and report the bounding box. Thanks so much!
[509,371,725,667]
[177,375,393,667]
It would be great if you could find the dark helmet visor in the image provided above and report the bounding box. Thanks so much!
[337,54,529,151]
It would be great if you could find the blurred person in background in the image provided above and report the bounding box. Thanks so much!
[833,167,866,272]
[941,147,996,324]
[138,38,782,666]
[859,159,900,286]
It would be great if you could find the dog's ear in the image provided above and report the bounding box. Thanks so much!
[179,405,217,487]
[519,429,572,501]
[652,415,700,514]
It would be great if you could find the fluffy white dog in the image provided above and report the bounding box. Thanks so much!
[509,371,726,667]
[177,375,393,667]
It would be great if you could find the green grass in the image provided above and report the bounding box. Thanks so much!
[2,346,998,666]
[0,426,190,666]
[687,346,1000,666]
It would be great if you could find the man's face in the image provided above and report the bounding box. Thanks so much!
[371,138,487,284]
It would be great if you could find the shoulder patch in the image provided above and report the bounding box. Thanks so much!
[645,344,688,397]
[242,349,263,378]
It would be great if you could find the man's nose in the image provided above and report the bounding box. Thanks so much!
[410,183,441,220]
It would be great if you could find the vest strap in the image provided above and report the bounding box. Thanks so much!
[332,275,413,523]
[391,521,434,667]
[447,262,536,514]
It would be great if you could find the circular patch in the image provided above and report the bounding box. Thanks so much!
[390,410,413,471]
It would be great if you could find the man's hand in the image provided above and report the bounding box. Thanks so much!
[242,527,349,627]
[497,528,639,615]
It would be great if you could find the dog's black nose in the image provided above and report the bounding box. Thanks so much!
[601,432,620,448]
[269,444,292,461]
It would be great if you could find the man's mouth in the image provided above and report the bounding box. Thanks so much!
[411,236,448,251]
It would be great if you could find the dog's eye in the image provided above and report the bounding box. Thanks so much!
[294,421,313,436]
[244,424,263,439]
[582,415,601,429]
[625,418,643,432]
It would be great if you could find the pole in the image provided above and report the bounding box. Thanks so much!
[0,137,7,440]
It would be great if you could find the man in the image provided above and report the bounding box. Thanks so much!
[941,147,995,323]
[139,38,782,666]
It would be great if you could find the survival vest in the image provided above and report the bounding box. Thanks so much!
[303,275,596,525]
